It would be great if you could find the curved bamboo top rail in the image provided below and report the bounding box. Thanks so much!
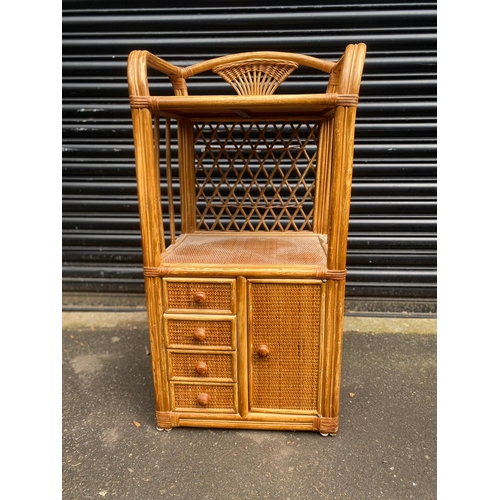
[127,46,367,101]
[186,51,338,77]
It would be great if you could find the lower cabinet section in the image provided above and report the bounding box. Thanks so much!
[159,277,340,434]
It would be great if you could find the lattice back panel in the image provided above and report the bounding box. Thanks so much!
[193,121,319,231]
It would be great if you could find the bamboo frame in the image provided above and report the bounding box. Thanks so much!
[128,45,366,434]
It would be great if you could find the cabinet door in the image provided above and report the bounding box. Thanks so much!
[248,280,325,413]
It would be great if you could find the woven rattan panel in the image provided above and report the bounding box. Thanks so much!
[193,121,318,232]
[249,282,322,412]
[169,352,234,380]
[163,280,233,312]
[163,234,326,267]
[213,58,299,96]
[165,318,233,348]
[172,384,236,411]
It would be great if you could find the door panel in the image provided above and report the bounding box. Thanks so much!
[248,280,324,413]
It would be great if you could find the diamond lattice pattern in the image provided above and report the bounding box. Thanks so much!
[194,121,319,231]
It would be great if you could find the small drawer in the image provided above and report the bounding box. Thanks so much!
[167,351,236,381]
[164,314,236,349]
[170,383,237,413]
[163,278,236,314]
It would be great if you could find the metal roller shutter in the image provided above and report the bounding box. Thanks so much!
[62,1,437,311]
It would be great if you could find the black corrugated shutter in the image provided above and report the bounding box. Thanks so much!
[62,1,437,308]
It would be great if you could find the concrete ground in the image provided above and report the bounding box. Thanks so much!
[62,310,437,500]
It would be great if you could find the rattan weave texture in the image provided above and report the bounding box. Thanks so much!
[172,384,236,411]
[165,318,234,348]
[163,234,326,267]
[164,280,233,312]
[213,58,299,96]
[169,352,234,380]
[250,282,322,412]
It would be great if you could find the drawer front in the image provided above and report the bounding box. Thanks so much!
[164,315,235,349]
[163,278,235,313]
[171,383,237,413]
[168,351,236,381]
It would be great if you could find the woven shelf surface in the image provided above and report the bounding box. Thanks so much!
[162,233,327,267]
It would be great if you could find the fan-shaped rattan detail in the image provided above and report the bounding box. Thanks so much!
[213,58,299,95]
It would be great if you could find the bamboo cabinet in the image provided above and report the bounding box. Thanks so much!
[127,45,366,435]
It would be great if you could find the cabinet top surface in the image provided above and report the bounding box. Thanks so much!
[162,233,327,268]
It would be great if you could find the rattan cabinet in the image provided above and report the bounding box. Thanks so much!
[127,44,366,435]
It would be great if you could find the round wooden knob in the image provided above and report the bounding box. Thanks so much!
[195,361,208,375]
[194,291,206,303]
[193,328,207,341]
[257,344,270,358]
[197,393,210,406]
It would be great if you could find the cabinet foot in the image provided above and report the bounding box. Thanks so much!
[315,416,339,436]
[156,426,172,432]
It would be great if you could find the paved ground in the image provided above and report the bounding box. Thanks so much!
[62,312,437,500]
